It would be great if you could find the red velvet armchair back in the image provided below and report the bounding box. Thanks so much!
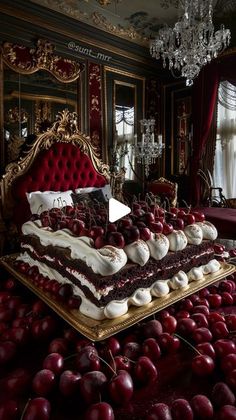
[147,177,178,207]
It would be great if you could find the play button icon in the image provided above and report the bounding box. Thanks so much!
[108,198,131,223]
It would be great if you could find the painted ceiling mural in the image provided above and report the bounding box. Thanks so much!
[30,0,236,46]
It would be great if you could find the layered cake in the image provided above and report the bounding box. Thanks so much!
[16,203,221,320]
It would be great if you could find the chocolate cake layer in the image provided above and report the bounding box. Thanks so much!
[20,235,214,307]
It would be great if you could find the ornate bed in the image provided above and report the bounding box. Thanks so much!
[0,110,110,255]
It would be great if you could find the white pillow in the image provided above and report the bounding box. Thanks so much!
[74,185,112,201]
[26,190,73,214]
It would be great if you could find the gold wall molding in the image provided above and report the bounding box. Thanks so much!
[0,3,151,65]
[91,12,147,44]
[4,92,76,107]
[30,0,148,46]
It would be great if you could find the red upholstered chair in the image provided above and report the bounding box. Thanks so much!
[147,177,178,207]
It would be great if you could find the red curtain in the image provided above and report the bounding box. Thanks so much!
[190,53,236,205]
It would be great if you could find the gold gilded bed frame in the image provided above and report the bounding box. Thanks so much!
[0,109,112,255]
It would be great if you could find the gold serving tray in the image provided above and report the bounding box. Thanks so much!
[0,254,235,341]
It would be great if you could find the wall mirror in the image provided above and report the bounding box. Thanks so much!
[0,39,83,171]
[104,67,145,181]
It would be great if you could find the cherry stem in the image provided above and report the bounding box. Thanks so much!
[97,351,117,377]
[182,200,191,213]
[62,200,68,215]
[36,204,43,215]
[20,398,31,420]
[88,208,92,230]
[108,349,116,374]
[64,352,78,361]
[57,198,62,209]
[105,211,109,235]
[166,197,170,212]
[174,333,201,355]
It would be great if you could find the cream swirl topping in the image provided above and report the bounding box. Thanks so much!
[167,230,188,251]
[184,224,203,245]
[187,266,205,281]
[147,232,169,260]
[124,240,150,266]
[196,221,218,240]
[202,259,221,274]
[151,280,170,297]
[168,271,189,289]
[22,221,127,276]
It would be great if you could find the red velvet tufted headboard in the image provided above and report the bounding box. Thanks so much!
[0,110,110,232]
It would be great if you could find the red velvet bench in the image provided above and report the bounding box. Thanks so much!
[195,207,236,240]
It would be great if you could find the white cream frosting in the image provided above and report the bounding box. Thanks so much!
[129,288,152,306]
[167,230,188,251]
[124,240,150,266]
[17,252,221,320]
[147,233,169,260]
[22,221,127,276]
[202,258,221,274]
[151,280,170,297]
[168,271,189,289]
[197,221,218,240]
[187,266,205,281]
[184,224,203,245]
[104,300,129,319]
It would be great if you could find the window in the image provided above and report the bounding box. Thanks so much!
[213,80,236,199]
[114,105,135,180]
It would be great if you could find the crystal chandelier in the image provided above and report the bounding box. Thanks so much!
[133,119,165,177]
[150,0,231,86]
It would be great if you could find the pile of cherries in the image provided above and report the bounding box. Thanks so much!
[1,267,236,419]
[15,260,81,310]
[34,199,207,249]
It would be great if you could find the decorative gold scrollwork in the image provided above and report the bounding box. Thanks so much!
[2,39,83,82]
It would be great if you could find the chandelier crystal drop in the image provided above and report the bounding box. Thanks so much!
[150,0,231,86]
[133,119,165,177]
